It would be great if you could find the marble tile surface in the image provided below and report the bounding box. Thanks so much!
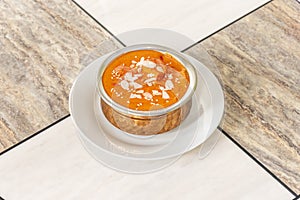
[186,0,300,194]
[0,118,294,200]
[74,0,270,43]
[0,0,122,152]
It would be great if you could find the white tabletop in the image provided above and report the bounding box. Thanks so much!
[74,0,270,42]
[0,118,293,200]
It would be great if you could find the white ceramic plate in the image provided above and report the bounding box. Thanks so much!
[69,53,224,160]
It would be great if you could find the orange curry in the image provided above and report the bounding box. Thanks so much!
[102,50,190,111]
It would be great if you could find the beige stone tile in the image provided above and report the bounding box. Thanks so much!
[0,0,122,152]
[185,0,300,193]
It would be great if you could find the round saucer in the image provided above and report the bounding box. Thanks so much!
[69,29,224,173]
[69,53,223,160]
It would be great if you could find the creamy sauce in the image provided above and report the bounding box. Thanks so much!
[102,50,189,111]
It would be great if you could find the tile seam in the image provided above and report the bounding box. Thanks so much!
[218,127,297,197]
[0,114,70,156]
[181,0,273,52]
[71,0,126,47]
[292,194,300,200]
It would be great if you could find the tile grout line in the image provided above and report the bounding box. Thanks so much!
[71,0,126,47]
[218,127,298,197]
[293,194,300,200]
[181,0,273,52]
[0,114,70,157]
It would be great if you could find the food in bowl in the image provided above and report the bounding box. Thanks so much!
[97,45,196,135]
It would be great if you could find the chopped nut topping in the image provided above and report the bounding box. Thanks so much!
[136,90,144,93]
[103,50,189,111]
[162,91,170,99]
[130,94,142,99]
[147,73,155,78]
[152,90,162,96]
[165,80,174,90]
[136,57,156,68]
[132,82,142,89]
[143,92,153,100]
[156,66,164,72]
[144,77,156,83]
